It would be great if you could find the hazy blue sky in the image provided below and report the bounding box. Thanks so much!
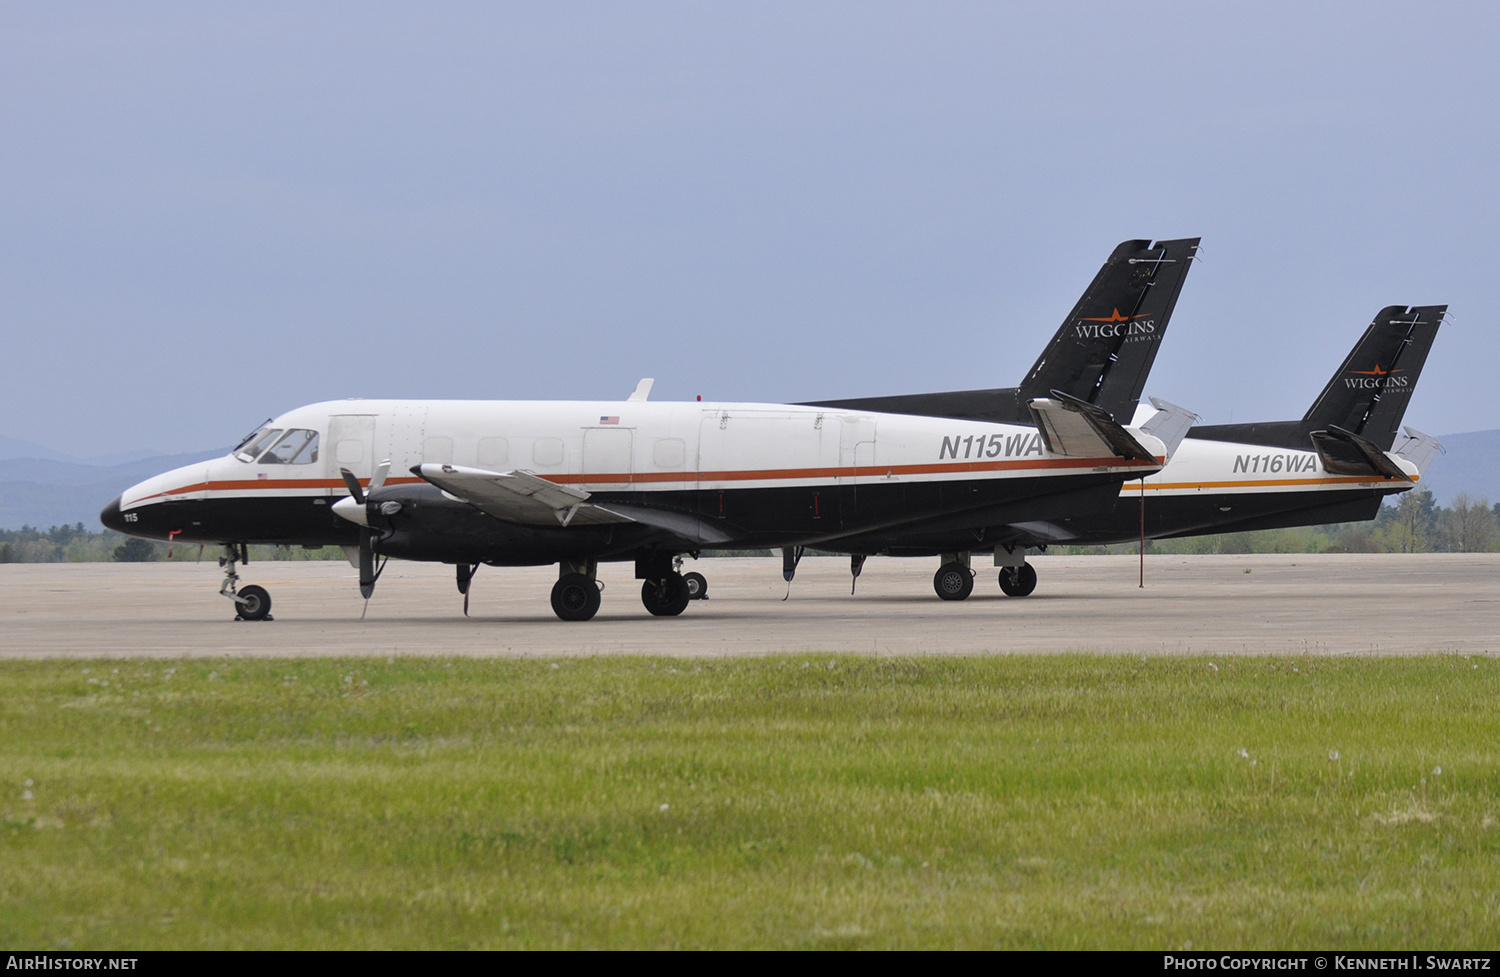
[3,2,1496,456]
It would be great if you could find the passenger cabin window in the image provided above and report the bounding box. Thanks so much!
[260,429,320,465]
[477,437,509,468]
[533,438,564,467]
[653,438,685,469]
[234,428,282,463]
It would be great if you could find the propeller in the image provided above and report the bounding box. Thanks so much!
[338,461,392,601]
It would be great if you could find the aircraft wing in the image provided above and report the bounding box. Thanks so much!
[1309,426,1413,481]
[1028,390,1162,463]
[411,464,635,527]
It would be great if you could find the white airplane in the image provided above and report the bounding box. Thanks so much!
[100,239,1198,621]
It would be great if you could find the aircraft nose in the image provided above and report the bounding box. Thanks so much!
[100,496,126,533]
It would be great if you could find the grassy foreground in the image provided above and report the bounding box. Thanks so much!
[1,655,1497,949]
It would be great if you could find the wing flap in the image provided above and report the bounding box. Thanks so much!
[412,464,636,527]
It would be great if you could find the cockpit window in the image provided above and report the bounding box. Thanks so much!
[260,429,320,465]
[234,428,282,463]
[233,418,274,454]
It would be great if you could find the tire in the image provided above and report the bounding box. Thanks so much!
[933,563,974,601]
[236,584,272,621]
[642,573,691,617]
[998,563,1038,597]
[683,571,708,600]
[551,573,601,621]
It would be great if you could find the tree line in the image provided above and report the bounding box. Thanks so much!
[1063,490,1500,556]
[0,525,346,564]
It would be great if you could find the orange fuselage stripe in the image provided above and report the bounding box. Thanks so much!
[1123,474,1416,493]
[130,455,1161,503]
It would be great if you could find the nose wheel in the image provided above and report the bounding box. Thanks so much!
[220,543,274,621]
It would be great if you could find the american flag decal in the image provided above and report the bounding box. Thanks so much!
[600,415,619,425]
[257,473,268,480]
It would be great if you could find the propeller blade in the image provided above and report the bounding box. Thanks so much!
[358,527,376,599]
[340,468,365,505]
[370,459,391,492]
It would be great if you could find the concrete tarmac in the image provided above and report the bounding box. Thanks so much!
[1,553,1497,658]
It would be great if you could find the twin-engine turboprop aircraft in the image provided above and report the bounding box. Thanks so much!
[101,237,1198,621]
[820,304,1445,598]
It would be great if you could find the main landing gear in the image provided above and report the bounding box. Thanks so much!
[550,560,602,622]
[640,553,693,617]
[933,553,975,601]
[546,554,705,621]
[929,547,1040,601]
[219,543,273,621]
[998,562,1038,597]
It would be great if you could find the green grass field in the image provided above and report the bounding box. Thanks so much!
[2,654,1497,949]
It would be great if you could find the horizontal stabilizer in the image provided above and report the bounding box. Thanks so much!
[1139,396,1200,457]
[1029,390,1160,463]
[1309,426,1412,481]
[1390,426,1444,475]
[412,464,635,527]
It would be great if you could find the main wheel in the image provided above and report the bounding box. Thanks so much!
[933,563,974,601]
[642,573,691,617]
[551,573,601,621]
[683,571,708,600]
[236,584,273,621]
[998,563,1038,597]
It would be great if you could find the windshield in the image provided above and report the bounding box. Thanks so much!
[259,429,320,465]
[234,428,282,463]
[232,418,274,454]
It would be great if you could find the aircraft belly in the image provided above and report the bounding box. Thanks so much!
[1068,487,1396,546]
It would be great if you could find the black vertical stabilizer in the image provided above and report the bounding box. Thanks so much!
[1190,305,1445,451]
[799,237,1200,424]
[1017,237,1200,419]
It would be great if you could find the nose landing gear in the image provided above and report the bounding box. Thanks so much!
[220,543,273,621]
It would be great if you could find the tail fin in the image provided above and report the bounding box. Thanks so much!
[1190,304,1445,451]
[1016,237,1200,419]
[799,237,1199,424]
[1301,305,1445,450]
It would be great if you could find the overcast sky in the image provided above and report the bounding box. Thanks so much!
[3,2,1496,457]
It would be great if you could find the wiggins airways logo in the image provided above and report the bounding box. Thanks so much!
[1073,309,1157,340]
[1345,363,1410,390]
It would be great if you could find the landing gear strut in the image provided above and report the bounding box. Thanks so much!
[219,543,273,621]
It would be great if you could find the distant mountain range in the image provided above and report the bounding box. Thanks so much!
[1417,430,1500,506]
[0,429,1494,531]
[0,447,227,530]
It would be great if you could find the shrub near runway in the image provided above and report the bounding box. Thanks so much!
[1,656,1497,949]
